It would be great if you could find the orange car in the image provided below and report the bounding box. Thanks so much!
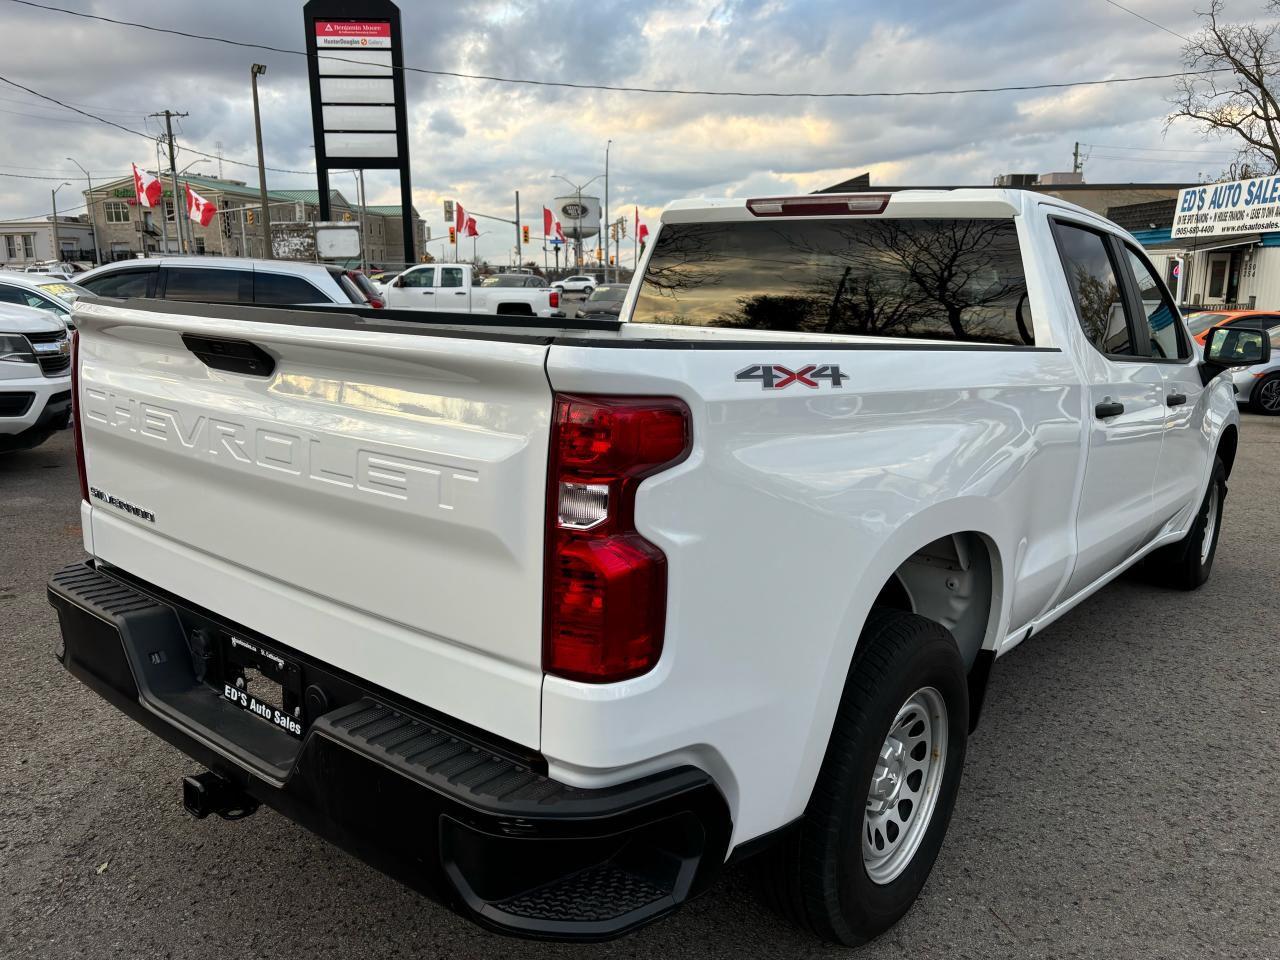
[1188,309,1280,346]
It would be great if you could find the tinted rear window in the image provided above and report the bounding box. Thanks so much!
[83,268,155,298]
[164,268,252,304]
[632,218,1034,345]
[254,272,327,305]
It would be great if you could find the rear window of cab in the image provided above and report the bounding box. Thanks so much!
[632,218,1034,346]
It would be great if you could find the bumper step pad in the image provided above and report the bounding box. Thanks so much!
[47,560,731,940]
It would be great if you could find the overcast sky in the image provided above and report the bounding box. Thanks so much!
[0,0,1268,264]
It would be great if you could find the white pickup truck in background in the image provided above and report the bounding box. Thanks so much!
[48,188,1266,945]
[379,262,562,317]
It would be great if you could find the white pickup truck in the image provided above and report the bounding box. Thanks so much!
[380,262,562,317]
[48,188,1267,945]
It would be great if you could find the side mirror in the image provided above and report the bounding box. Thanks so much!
[1201,326,1271,383]
[392,277,405,288]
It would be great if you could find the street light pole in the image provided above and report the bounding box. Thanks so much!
[251,64,273,259]
[66,158,100,265]
[50,182,71,265]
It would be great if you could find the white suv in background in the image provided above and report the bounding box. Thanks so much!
[0,303,71,452]
[553,274,597,295]
[76,257,378,308]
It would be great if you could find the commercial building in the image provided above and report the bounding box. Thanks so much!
[82,173,425,266]
[0,215,96,268]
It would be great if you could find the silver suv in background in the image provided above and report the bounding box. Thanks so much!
[76,257,380,308]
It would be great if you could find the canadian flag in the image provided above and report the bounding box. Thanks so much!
[454,201,466,235]
[132,163,162,208]
[463,216,478,238]
[184,182,218,227]
[542,206,553,239]
[635,205,649,245]
[553,220,566,243]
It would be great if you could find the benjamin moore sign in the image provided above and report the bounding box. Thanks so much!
[1172,175,1280,239]
[303,0,415,262]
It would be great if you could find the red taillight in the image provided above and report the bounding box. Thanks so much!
[746,193,890,217]
[70,329,88,504]
[549,290,560,309]
[367,296,385,309]
[544,394,691,683]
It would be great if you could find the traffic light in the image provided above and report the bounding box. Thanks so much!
[246,209,255,226]
[595,247,602,261]
[522,225,530,244]
[449,226,456,244]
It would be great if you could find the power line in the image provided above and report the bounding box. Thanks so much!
[1089,154,1221,164]
[1081,142,1234,155]
[3,0,1266,100]
[0,73,316,176]
[1101,0,1191,43]
[0,200,87,223]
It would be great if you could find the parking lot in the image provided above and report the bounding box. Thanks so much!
[1,419,1277,959]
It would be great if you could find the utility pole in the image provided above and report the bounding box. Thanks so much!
[514,190,521,268]
[603,140,613,282]
[1072,141,1082,176]
[150,110,189,255]
[50,182,70,263]
[250,64,273,259]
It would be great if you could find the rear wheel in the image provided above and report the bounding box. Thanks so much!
[1251,373,1280,415]
[757,609,968,946]
[1144,456,1226,590]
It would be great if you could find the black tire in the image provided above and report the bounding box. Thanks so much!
[583,287,594,296]
[1250,372,1280,415]
[756,609,968,946]
[1144,456,1226,590]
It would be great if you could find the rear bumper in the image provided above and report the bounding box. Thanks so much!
[47,560,731,941]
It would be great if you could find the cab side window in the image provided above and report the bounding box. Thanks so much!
[83,268,156,299]
[399,267,434,288]
[1053,222,1133,356]
[439,267,464,288]
[1124,247,1190,360]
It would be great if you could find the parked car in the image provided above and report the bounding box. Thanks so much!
[480,273,548,288]
[76,257,378,308]
[553,274,597,295]
[0,271,93,328]
[578,283,627,319]
[1201,318,1280,413]
[22,261,80,279]
[381,262,561,317]
[50,188,1258,945]
[0,302,70,452]
[1187,308,1280,345]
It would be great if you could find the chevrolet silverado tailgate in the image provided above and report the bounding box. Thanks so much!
[74,299,552,747]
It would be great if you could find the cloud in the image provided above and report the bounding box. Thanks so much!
[0,0,1258,264]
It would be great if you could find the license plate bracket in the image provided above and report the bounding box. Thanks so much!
[217,632,304,738]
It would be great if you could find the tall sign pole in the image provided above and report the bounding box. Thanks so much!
[304,0,415,265]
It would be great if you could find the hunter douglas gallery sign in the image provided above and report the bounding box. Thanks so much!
[1172,175,1280,239]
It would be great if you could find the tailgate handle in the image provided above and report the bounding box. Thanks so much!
[181,334,276,377]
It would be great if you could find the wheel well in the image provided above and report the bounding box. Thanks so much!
[496,302,535,316]
[1218,424,1239,479]
[871,533,996,672]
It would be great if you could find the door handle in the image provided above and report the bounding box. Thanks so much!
[1166,392,1187,407]
[454,291,467,295]
[1094,400,1125,418]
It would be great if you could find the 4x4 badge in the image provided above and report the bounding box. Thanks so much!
[736,364,848,389]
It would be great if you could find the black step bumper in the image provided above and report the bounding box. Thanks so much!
[47,561,731,941]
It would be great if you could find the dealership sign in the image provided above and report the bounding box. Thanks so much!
[315,21,392,48]
[1172,175,1280,239]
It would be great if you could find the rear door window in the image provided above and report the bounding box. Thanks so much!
[439,267,465,288]
[254,272,328,305]
[1052,222,1133,356]
[162,267,252,304]
[631,218,1035,345]
[82,268,157,298]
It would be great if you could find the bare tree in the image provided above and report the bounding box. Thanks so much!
[1169,0,1280,176]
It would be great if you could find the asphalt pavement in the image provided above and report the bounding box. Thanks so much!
[2,420,1278,959]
